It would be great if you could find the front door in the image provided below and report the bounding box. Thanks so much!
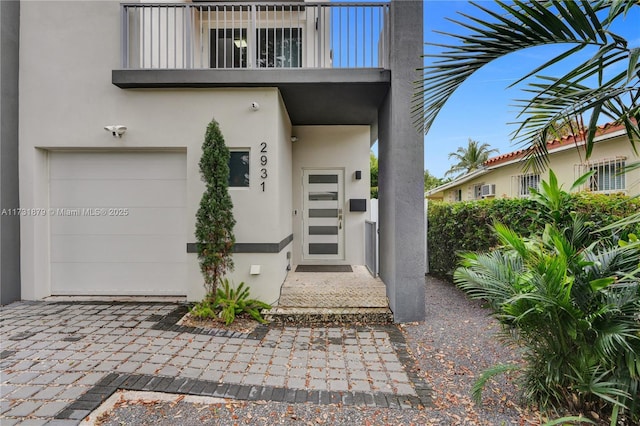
[302,169,344,261]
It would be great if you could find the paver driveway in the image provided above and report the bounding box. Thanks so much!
[0,302,430,425]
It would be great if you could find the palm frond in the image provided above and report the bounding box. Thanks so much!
[417,0,638,169]
[471,363,521,404]
[541,416,595,426]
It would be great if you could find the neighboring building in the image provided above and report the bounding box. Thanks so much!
[426,122,640,202]
[2,1,426,322]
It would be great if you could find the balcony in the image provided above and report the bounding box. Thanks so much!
[113,2,392,125]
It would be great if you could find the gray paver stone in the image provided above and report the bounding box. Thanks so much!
[394,383,417,395]
[309,358,324,368]
[199,370,223,382]
[31,386,65,400]
[349,380,372,392]
[213,352,233,361]
[75,373,105,386]
[0,399,12,415]
[385,362,404,372]
[370,371,388,381]
[16,419,48,426]
[308,368,324,379]
[242,375,263,386]
[389,372,410,382]
[307,379,327,390]
[168,356,190,366]
[5,400,43,417]
[94,361,119,372]
[266,365,287,376]
[227,363,249,373]
[248,364,267,374]
[263,376,285,387]
[156,365,179,376]
[7,372,40,384]
[54,373,84,386]
[326,369,344,379]
[208,361,229,370]
[349,369,368,380]
[286,377,306,389]
[222,372,243,383]
[33,401,69,417]
[179,367,202,379]
[187,358,208,369]
[106,352,128,362]
[135,363,161,375]
[116,362,143,373]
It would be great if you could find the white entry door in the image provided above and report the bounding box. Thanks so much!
[302,169,344,260]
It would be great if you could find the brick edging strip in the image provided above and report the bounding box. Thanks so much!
[56,371,430,421]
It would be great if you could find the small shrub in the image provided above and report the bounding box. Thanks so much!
[191,280,271,325]
[195,118,236,297]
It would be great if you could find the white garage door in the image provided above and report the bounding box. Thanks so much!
[49,151,187,296]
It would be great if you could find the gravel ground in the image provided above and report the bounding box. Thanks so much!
[93,275,541,426]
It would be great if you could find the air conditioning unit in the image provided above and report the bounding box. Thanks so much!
[481,184,496,197]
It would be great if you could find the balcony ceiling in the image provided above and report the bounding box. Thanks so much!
[112,69,391,126]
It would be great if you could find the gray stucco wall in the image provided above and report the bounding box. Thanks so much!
[378,0,425,322]
[1,0,21,305]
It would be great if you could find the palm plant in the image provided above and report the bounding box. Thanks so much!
[416,1,640,172]
[455,220,640,423]
[445,138,498,177]
[454,171,640,423]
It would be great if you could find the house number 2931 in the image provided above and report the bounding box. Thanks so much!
[259,142,268,192]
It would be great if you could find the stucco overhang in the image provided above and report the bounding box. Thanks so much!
[112,68,391,126]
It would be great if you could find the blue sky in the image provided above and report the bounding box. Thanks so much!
[375,1,640,179]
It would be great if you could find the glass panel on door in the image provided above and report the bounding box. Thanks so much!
[303,169,344,260]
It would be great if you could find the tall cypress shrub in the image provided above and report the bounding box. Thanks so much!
[195,119,236,297]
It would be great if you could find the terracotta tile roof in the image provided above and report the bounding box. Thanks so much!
[484,122,628,167]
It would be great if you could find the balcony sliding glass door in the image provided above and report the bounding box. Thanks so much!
[210,28,301,69]
[258,28,302,68]
[210,29,248,69]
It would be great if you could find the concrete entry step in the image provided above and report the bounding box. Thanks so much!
[264,265,393,324]
[263,307,394,325]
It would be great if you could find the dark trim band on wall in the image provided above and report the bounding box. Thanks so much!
[186,234,293,254]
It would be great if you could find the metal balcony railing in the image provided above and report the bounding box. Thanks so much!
[121,2,390,70]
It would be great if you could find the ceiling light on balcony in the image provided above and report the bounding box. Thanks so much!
[234,39,247,48]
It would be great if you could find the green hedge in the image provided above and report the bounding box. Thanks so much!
[427,193,640,278]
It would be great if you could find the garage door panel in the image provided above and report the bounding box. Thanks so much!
[50,152,187,180]
[51,235,186,263]
[49,151,187,296]
[51,208,185,236]
[51,263,187,295]
[50,180,185,208]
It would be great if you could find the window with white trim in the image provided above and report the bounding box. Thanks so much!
[576,157,626,193]
[512,173,540,197]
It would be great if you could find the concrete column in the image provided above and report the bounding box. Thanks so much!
[1,0,21,304]
[378,0,425,322]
